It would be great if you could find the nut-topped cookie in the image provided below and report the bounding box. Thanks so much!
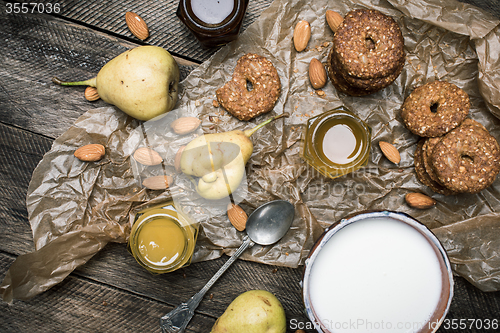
[414,139,456,196]
[331,46,405,91]
[431,122,500,193]
[327,9,405,96]
[216,53,281,121]
[333,9,405,79]
[422,137,442,184]
[327,46,370,96]
[401,81,470,137]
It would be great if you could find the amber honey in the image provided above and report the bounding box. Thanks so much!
[137,218,186,266]
[302,107,371,179]
[128,202,198,274]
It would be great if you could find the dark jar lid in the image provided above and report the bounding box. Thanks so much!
[177,0,249,48]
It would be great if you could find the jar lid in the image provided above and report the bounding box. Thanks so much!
[182,0,242,31]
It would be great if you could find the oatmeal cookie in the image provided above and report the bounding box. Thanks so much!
[216,53,281,121]
[333,9,405,80]
[461,118,487,131]
[327,9,405,96]
[422,137,442,184]
[331,46,405,92]
[327,47,370,96]
[414,139,456,195]
[431,123,500,193]
[401,81,470,137]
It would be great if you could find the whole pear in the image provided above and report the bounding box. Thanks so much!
[211,290,286,333]
[52,46,180,121]
[180,113,287,200]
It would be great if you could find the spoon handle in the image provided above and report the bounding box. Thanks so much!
[160,236,254,333]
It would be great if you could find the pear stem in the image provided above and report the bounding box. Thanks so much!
[52,77,97,87]
[244,112,289,137]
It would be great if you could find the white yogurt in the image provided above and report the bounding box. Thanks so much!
[307,216,445,333]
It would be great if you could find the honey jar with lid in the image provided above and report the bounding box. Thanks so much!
[302,107,371,179]
[128,201,198,274]
[176,0,249,48]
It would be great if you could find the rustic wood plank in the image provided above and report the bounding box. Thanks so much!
[2,98,500,333]
[53,0,274,63]
[0,8,196,139]
[2,68,500,333]
[0,252,217,333]
[1,0,497,140]
[459,0,500,16]
[0,123,52,255]
[0,122,310,323]
[74,242,307,317]
[2,1,500,332]
[3,0,497,67]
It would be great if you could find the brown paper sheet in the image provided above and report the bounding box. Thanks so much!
[3,0,500,302]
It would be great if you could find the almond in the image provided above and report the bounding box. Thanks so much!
[309,58,327,89]
[84,87,100,101]
[174,146,185,173]
[133,147,163,166]
[379,141,401,164]
[326,10,343,33]
[171,117,201,135]
[227,203,248,231]
[405,193,436,209]
[74,144,105,162]
[142,175,173,190]
[125,11,149,40]
[293,20,311,52]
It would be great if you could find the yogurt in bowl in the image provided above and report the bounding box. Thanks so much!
[303,211,453,333]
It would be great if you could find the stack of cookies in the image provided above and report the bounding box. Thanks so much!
[326,9,405,96]
[402,81,500,195]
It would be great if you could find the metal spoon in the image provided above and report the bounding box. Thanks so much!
[160,200,295,333]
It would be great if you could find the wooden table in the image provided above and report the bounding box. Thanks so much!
[1,0,500,332]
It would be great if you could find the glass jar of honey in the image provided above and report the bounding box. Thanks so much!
[128,201,198,274]
[302,107,371,179]
[176,0,249,48]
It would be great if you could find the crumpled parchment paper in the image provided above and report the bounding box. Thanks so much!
[2,0,500,303]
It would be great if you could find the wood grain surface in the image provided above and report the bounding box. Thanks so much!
[54,0,273,63]
[1,0,500,332]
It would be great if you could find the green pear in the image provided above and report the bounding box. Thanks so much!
[211,290,286,333]
[52,46,180,121]
[180,113,287,200]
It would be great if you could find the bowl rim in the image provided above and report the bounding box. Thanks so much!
[302,210,454,333]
